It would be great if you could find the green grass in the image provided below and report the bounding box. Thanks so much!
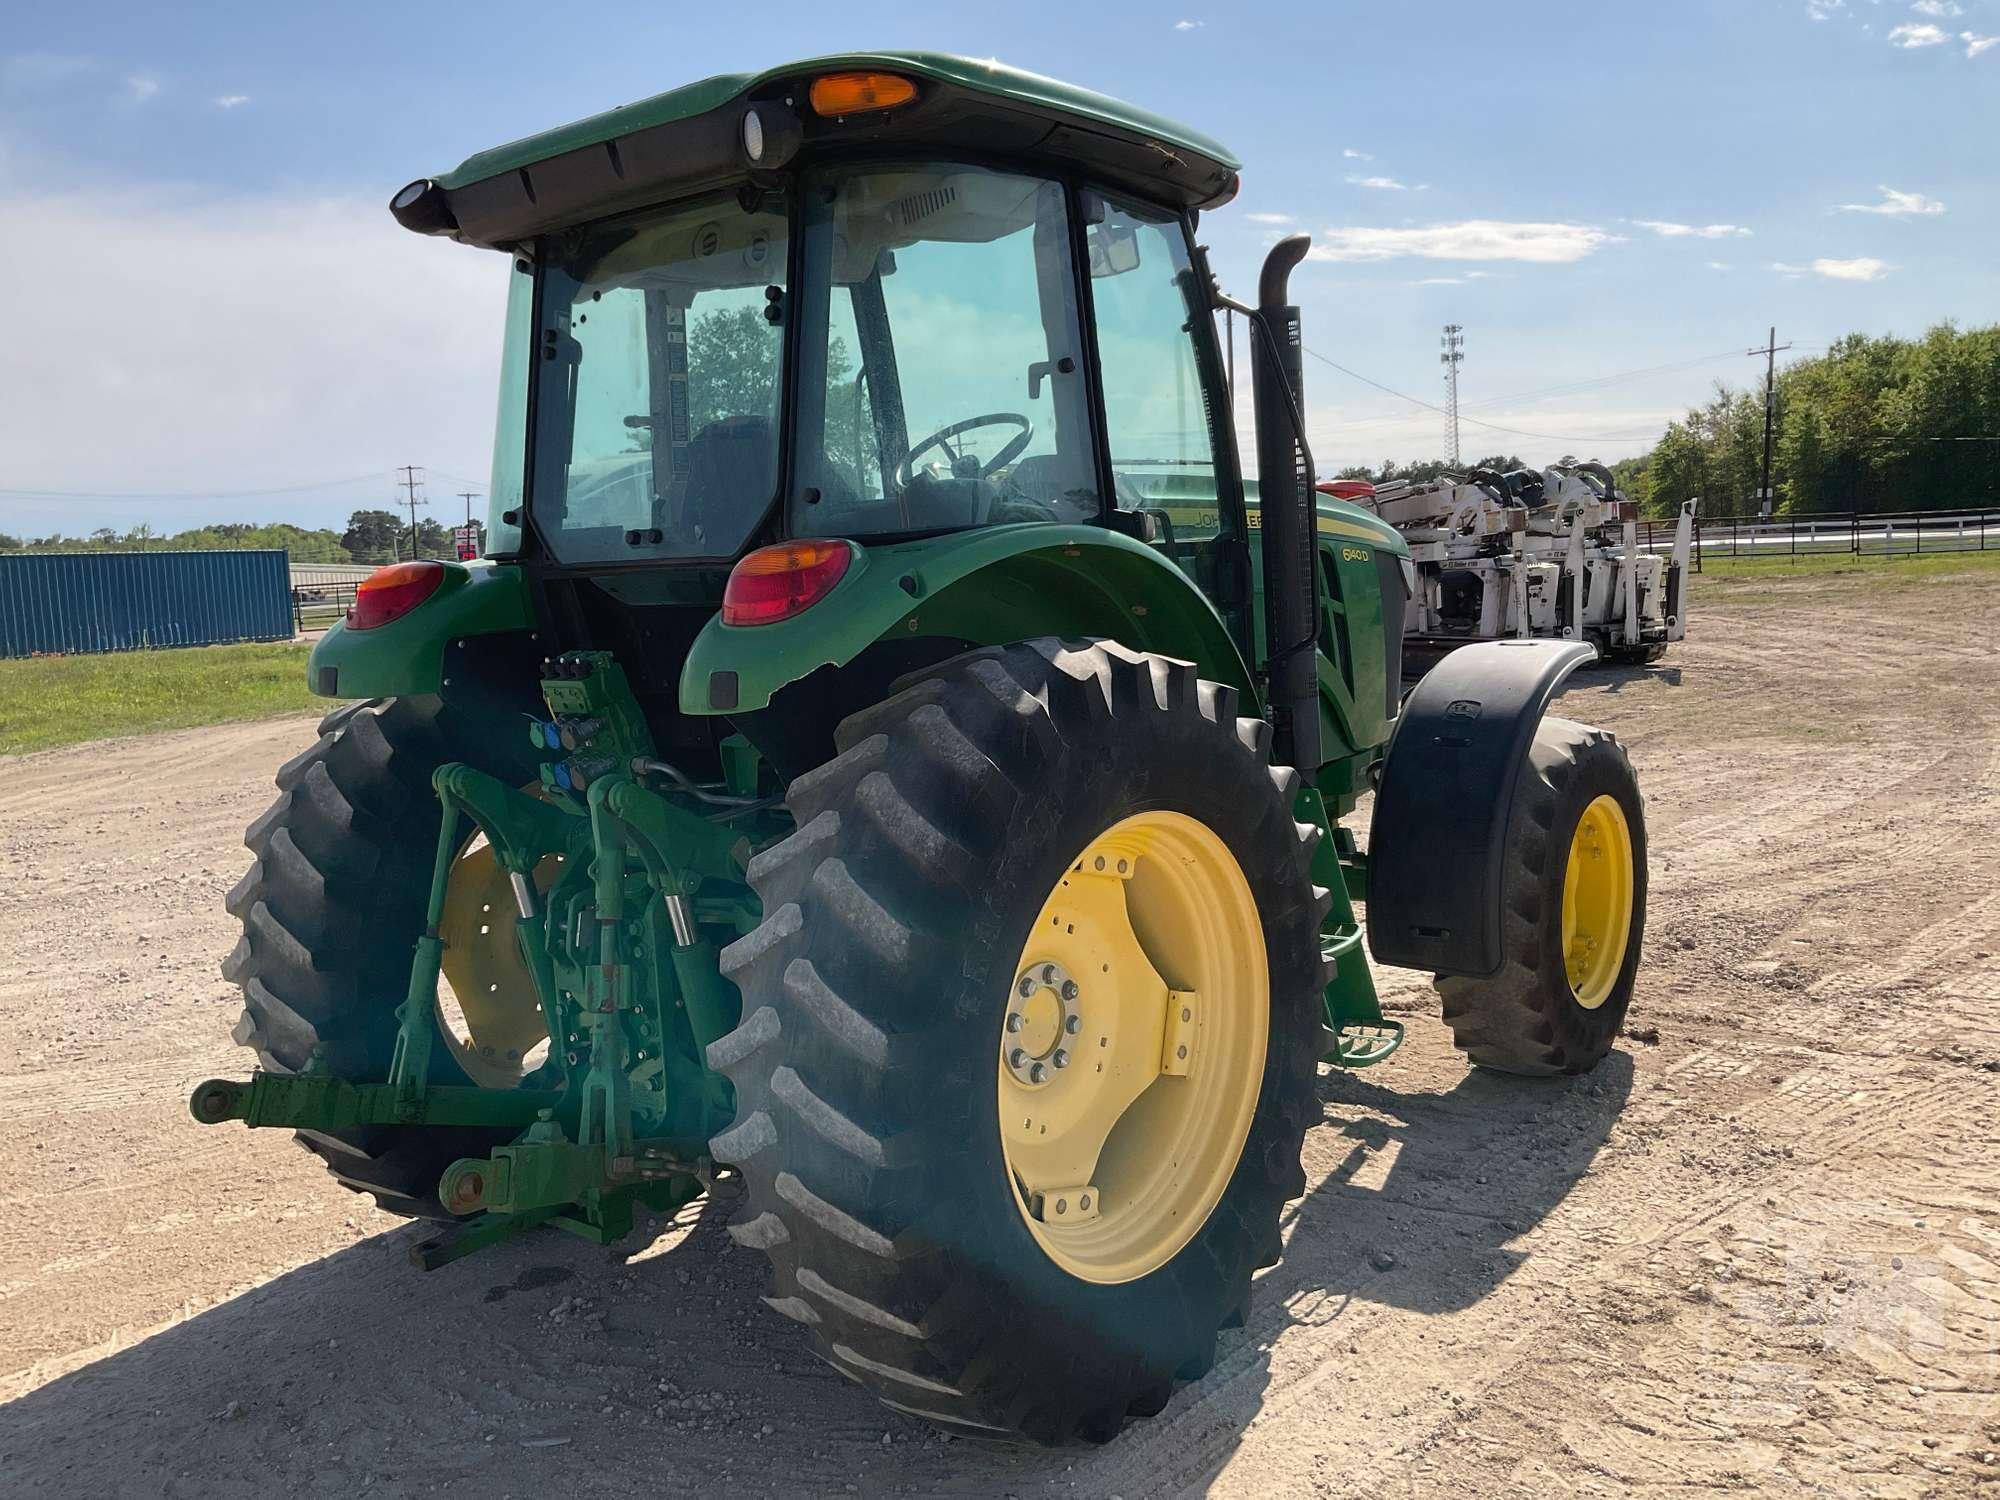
[0,642,323,755]
[1697,548,2000,583]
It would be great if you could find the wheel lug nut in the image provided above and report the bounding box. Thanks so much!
[1008,1048,1027,1071]
[1041,964,1057,984]
[1030,1062,1047,1083]
[1064,1014,1082,1034]
[1006,1012,1024,1033]
[1053,1049,1069,1069]
[1060,980,1079,1002]
[1018,975,1036,998]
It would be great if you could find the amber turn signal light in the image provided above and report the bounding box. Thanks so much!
[808,72,918,117]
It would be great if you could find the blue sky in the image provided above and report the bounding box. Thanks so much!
[1,0,1993,535]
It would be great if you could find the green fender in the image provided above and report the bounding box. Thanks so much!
[306,561,535,699]
[679,525,1257,716]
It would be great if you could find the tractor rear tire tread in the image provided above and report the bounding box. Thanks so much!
[711,639,1324,1444]
[223,695,510,1217]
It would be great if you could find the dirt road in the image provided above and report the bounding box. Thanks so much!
[3,564,1997,1497]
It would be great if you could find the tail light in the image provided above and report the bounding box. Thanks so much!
[722,541,853,626]
[348,561,445,630]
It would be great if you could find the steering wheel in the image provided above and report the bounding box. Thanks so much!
[894,413,1035,489]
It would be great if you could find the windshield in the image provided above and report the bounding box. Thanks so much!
[791,163,1100,539]
[531,190,788,563]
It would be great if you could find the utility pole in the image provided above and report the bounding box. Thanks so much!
[398,465,428,559]
[457,491,480,526]
[1440,324,1465,466]
[1747,328,1791,518]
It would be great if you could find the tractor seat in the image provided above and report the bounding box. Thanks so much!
[683,415,776,544]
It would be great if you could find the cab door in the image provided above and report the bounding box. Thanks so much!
[1081,191,1254,653]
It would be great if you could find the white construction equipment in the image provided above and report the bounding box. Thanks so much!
[1322,460,1695,669]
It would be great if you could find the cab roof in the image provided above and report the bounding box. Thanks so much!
[422,51,1241,248]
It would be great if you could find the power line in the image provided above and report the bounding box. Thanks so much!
[0,472,395,503]
[1300,345,1664,447]
[1459,347,1750,411]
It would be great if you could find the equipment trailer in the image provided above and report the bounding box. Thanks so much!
[1326,463,1696,675]
[195,53,1648,1444]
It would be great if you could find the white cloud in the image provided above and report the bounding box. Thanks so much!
[0,174,509,534]
[1912,0,1961,17]
[1346,174,1417,191]
[1888,21,1949,45]
[1835,184,1945,215]
[1411,277,1465,285]
[1964,30,2000,56]
[1806,0,1843,18]
[1341,147,1372,161]
[1308,220,1618,264]
[1813,256,1893,280]
[1631,219,1753,239]
[124,74,160,105]
[1707,261,1732,271]
[1244,211,1294,224]
[1774,256,1892,281]
[214,94,250,109]
[1173,19,1203,29]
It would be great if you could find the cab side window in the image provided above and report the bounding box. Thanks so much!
[1085,197,1229,568]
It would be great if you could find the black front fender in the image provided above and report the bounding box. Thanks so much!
[1366,639,1596,977]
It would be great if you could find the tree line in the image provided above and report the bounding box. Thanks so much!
[0,510,461,564]
[1616,322,1999,519]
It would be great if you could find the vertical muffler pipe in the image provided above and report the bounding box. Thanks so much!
[1251,234,1323,773]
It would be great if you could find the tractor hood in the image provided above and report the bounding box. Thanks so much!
[393,52,1240,250]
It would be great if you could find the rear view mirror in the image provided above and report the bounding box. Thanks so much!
[1087,220,1142,278]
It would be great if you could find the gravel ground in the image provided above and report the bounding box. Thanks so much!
[2,563,1997,1497]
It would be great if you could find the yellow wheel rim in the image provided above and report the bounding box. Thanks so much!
[998,811,1268,1285]
[436,836,560,1088]
[1562,794,1635,1009]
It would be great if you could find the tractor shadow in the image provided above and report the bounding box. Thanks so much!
[1581,660,1683,695]
[1275,1050,1635,1318]
[0,1057,1631,1498]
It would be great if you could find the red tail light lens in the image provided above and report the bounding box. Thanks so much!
[722,541,853,626]
[348,561,445,630]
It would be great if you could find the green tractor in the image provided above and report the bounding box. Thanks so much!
[195,54,1647,1444]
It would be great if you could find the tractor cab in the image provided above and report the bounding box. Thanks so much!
[421,56,1249,596]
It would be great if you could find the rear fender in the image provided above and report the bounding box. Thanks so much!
[679,525,1256,715]
[305,562,535,699]
[1366,638,1595,977]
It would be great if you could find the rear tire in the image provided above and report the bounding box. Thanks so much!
[1436,715,1646,1075]
[708,640,1326,1443]
[221,696,522,1218]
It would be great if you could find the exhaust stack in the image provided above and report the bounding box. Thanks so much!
[1250,235,1323,773]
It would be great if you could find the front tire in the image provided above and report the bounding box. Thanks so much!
[708,640,1326,1443]
[1436,715,1646,1075]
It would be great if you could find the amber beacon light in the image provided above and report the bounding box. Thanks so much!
[808,71,919,116]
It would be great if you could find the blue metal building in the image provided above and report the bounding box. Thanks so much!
[0,550,295,658]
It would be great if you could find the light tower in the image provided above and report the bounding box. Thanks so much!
[1440,324,1465,466]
